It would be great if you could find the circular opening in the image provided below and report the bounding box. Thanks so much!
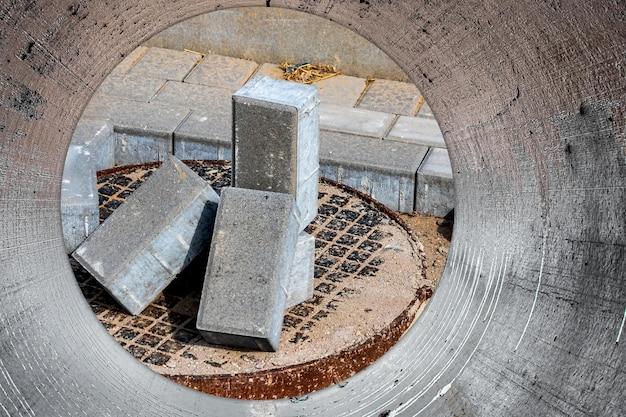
[61,6,454,400]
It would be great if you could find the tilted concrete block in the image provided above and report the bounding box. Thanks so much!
[197,187,299,351]
[232,76,320,229]
[285,232,315,308]
[320,131,428,213]
[415,148,455,217]
[73,156,219,315]
[61,143,99,254]
[70,117,115,171]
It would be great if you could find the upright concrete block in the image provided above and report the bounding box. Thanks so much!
[415,148,455,217]
[61,143,99,253]
[197,187,299,351]
[233,76,319,229]
[285,232,315,308]
[73,156,219,315]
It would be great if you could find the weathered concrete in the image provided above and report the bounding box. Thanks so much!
[320,131,428,212]
[197,187,299,351]
[96,74,166,102]
[386,116,446,148]
[415,148,455,217]
[285,232,315,308]
[152,80,232,110]
[173,110,232,160]
[315,75,367,106]
[184,54,258,91]
[357,79,422,116]
[144,7,410,81]
[320,103,395,138]
[61,142,98,253]
[69,118,115,171]
[127,47,201,81]
[1,2,624,417]
[73,156,219,315]
[233,76,319,228]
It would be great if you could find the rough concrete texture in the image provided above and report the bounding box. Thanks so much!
[61,143,98,253]
[233,76,319,228]
[358,79,422,116]
[144,7,410,82]
[69,118,115,171]
[415,148,455,217]
[314,75,367,107]
[285,232,315,308]
[320,103,395,137]
[197,187,299,352]
[73,156,219,315]
[320,131,428,212]
[152,80,232,110]
[1,1,624,417]
[387,115,446,148]
[184,54,258,91]
[127,46,201,81]
[96,74,166,102]
[173,110,232,160]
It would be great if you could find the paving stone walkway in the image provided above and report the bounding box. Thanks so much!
[79,46,453,216]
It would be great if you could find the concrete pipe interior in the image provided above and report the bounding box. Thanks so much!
[1,1,624,417]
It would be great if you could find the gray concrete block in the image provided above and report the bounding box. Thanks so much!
[184,54,258,91]
[314,75,367,107]
[70,118,115,171]
[173,110,232,160]
[97,74,165,102]
[127,47,201,81]
[111,101,190,165]
[233,76,319,228]
[415,148,455,217]
[320,131,428,212]
[73,156,219,315]
[197,187,299,351]
[386,115,446,148]
[152,81,232,111]
[109,46,148,77]
[285,232,315,308]
[418,101,435,119]
[319,103,395,138]
[357,79,422,116]
[61,143,99,253]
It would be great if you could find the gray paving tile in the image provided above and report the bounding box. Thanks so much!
[185,54,258,91]
[97,74,166,102]
[110,46,148,77]
[314,75,366,106]
[415,148,454,217]
[197,187,299,351]
[320,131,428,212]
[386,115,445,148]
[173,109,232,160]
[357,79,422,116]
[127,47,201,81]
[255,63,284,80]
[152,80,232,111]
[320,103,395,138]
[73,156,220,315]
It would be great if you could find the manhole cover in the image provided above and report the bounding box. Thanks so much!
[72,160,433,400]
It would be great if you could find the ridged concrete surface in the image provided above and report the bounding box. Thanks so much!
[0,1,624,416]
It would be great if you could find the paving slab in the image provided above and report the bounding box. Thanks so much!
[109,46,148,77]
[61,143,98,253]
[152,81,232,111]
[314,75,367,107]
[185,54,258,91]
[233,76,319,229]
[96,74,166,102]
[197,187,299,351]
[319,103,395,138]
[415,148,454,217]
[357,79,422,116]
[127,47,201,81]
[73,156,219,315]
[173,110,232,160]
[386,115,445,148]
[320,131,428,212]
[255,63,284,80]
[70,117,115,171]
[285,232,315,308]
[418,101,435,119]
[112,101,190,165]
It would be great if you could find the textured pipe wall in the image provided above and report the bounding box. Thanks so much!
[0,1,624,416]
